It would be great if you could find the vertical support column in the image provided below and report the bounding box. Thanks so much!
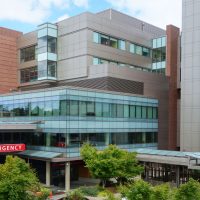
[46,161,51,186]
[65,162,70,192]
[145,163,149,181]
[176,166,180,187]
[66,133,70,146]
[142,132,146,143]
[105,133,110,145]
[46,133,51,147]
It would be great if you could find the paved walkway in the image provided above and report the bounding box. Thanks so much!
[51,193,66,200]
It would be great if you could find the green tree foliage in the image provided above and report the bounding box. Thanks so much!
[151,183,173,200]
[80,144,143,186]
[67,189,85,200]
[175,178,200,200]
[124,179,152,200]
[0,155,49,200]
[121,179,200,200]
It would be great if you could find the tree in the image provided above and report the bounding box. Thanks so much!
[80,144,143,186]
[175,178,200,200]
[0,155,49,200]
[124,179,152,200]
[151,183,173,200]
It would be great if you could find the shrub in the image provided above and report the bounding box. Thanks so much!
[67,189,85,200]
[98,190,117,200]
[151,183,172,200]
[79,186,102,197]
[175,178,200,200]
[123,180,152,200]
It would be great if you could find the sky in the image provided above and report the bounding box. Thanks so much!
[0,0,182,33]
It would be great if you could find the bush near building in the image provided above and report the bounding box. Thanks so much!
[80,144,143,187]
[120,179,200,200]
[0,155,50,200]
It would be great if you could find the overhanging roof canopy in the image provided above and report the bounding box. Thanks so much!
[0,121,42,132]
[17,150,62,160]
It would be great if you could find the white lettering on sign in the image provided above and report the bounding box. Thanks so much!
[0,144,26,152]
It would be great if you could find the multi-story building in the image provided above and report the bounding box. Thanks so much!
[0,9,180,190]
[181,0,200,152]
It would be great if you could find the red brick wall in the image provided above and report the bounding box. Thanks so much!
[0,27,22,94]
[79,163,91,178]
[166,25,180,150]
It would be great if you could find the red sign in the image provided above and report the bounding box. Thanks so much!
[0,144,26,153]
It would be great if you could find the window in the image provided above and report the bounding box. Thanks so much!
[20,45,36,62]
[130,43,151,57]
[70,100,79,116]
[31,102,39,116]
[142,47,150,57]
[95,102,102,117]
[130,105,136,118]
[147,107,153,119]
[110,104,117,118]
[117,104,124,118]
[44,101,52,116]
[118,40,126,50]
[99,59,109,64]
[94,31,126,50]
[93,32,99,43]
[153,39,157,48]
[48,37,56,53]
[52,101,59,116]
[102,103,110,117]
[0,95,158,121]
[110,37,118,48]
[124,105,129,118]
[142,106,147,119]
[60,100,68,116]
[20,66,38,83]
[130,43,135,53]
[135,45,142,55]
[136,106,142,119]
[87,101,95,116]
[38,36,57,54]
[93,57,99,65]
[162,37,166,47]
[152,36,166,74]
[157,38,162,48]
[79,101,87,117]
[38,37,47,54]
[119,63,126,67]
[100,34,109,45]
[38,102,44,116]
[153,107,158,119]
[48,61,56,78]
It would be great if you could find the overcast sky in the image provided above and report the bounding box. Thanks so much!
[0,0,182,33]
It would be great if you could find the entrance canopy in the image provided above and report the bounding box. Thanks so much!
[0,121,42,132]
[17,150,63,161]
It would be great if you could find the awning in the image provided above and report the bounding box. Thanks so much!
[0,121,43,132]
[0,124,37,131]
[17,150,62,160]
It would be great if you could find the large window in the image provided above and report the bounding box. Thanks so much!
[20,66,38,83]
[152,36,166,74]
[92,57,152,72]
[0,99,158,120]
[93,32,126,50]
[129,43,151,57]
[47,61,56,78]
[111,132,158,145]
[20,45,36,62]
[48,37,57,53]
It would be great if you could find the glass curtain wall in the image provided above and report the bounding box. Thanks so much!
[37,23,57,80]
[152,36,166,74]
[0,99,158,119]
